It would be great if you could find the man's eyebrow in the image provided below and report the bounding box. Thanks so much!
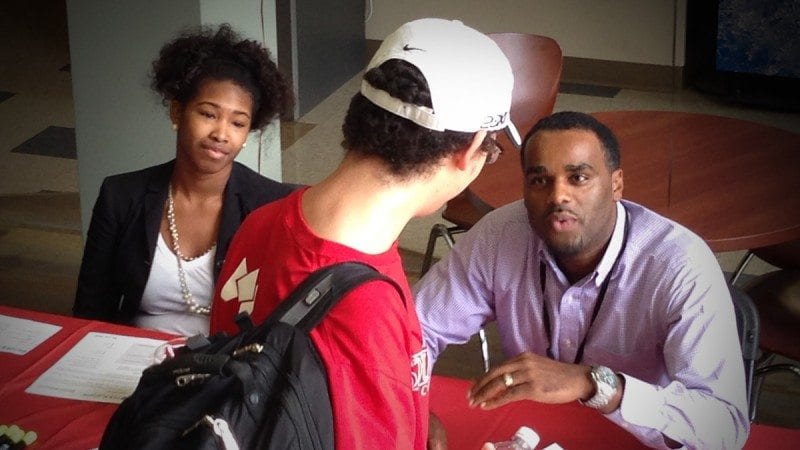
[525,163,595,175]
[525,165,548,176]
[565,163,594,172]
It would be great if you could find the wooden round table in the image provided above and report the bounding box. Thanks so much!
[468,111,800,252]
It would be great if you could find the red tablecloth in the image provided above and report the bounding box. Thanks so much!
[429,376,644,449]
[2,306,798,449]
[0,306,171,449]
[429,376,800,450]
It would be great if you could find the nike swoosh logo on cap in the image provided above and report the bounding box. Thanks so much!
[403,44,424,52]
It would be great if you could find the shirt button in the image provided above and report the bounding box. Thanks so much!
[565,339,572,347]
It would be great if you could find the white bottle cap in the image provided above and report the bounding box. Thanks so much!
[514,426,541,448]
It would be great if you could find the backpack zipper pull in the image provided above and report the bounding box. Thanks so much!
[175,373,211,387]
[232,342,263,356]
[206,415,240,450]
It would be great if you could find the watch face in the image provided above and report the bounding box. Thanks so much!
[594,366,617,388]
[585,365,617,409]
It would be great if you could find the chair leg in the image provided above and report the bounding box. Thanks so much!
[478,328,490,373]
[729,251,755,285]
[744,361,757,422]
[750,367,766,422]
[420,224,461,276]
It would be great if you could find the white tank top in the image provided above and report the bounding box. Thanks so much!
[134,233,214,336]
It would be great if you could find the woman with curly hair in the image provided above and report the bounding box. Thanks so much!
[73,24,295,336]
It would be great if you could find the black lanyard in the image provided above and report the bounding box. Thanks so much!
[539,209,630,364]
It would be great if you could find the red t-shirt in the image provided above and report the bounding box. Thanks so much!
[210,188,430,449]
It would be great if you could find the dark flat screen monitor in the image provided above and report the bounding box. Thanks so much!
[685,0,800,110]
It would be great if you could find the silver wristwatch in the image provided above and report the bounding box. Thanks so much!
[582,365,618,409]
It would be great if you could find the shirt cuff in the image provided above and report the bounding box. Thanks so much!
[618,373,666,429]
[617,373,687,448]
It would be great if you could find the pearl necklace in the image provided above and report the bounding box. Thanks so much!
[167,187,213,315]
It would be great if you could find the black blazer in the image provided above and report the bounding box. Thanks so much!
[73,160,295,324]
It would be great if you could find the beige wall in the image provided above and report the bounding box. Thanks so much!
[366,0,686,66]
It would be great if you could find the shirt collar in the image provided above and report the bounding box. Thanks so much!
[593,201,627,287]
[538,201,627,287]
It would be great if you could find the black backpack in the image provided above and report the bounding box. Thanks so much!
[100,262,401,450]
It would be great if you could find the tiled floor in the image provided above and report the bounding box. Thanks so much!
[1,6,798,431]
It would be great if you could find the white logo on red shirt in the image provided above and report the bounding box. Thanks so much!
[219,258,259,314]
[411,346,431,396]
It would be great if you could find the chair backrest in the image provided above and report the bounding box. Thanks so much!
[729,284,761,421]
[440,33,562,227]
[488,33,563,145]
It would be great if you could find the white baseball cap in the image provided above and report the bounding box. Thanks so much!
[361,18,520,146]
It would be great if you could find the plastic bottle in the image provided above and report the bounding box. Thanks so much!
[483,426,540,450]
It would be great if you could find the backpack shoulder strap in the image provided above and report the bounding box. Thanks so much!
[266,261,405,333]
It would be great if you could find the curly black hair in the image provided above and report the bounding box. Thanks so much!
[151,24,293,130]
[342,59,491,178]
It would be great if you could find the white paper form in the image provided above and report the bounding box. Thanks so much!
[25,332,166,403]
[0,314,61,355]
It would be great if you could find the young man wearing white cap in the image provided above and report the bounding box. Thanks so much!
[209,18,517,449]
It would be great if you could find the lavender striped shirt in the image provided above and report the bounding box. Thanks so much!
[415,200,749,449]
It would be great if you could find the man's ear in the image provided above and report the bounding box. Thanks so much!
[611,168,624,201]
[169,100,182,126]
[454,130,487,171]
